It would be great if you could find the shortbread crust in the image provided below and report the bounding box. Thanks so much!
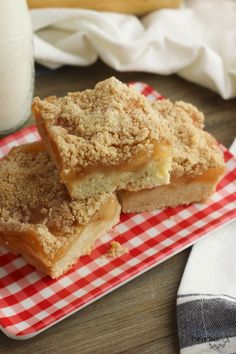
[118,100,226,212]
[33,77,172,199]
[0,142,120,278]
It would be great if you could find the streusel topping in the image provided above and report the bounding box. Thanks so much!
[33,77,162,171]
[0,142,111,233]
[152,100,225,179]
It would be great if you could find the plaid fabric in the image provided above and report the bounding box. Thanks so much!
[0,83,236,339]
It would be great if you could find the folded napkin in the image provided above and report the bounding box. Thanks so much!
[177,140,236,353]
[31,0,236,99]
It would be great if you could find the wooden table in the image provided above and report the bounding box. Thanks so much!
[1,61,236,354]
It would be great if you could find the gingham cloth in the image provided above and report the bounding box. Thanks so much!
[177,140,236,354]
[0,83,236,339]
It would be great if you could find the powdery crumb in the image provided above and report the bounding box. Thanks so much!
[106,241,128,258]
[152,99,225,179]
[0,142,112,255]
[33,77,163,173]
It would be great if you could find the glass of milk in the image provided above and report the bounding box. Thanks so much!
[0,0,34,135]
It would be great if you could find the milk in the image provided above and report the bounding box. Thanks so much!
[0,0,34,134]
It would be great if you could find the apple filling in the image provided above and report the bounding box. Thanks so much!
[0,195,120,276]
[62,142,172,198]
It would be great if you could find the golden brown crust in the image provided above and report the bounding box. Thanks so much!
[0,142,112,250]
[152,99,225,179]
[33,77,163,173]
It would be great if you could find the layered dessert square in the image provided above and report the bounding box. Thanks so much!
[32,77,172,200]
[0,142,120,278]
[118,100,226,213]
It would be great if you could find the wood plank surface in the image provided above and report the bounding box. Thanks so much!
[0,61,235,354]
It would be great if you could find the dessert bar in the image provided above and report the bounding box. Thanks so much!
[118,100,226,212]
[0,142,120,278]
[33,77,172,200]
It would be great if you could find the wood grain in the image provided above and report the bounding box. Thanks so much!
[0,61,236,354]
[27,0,182,15]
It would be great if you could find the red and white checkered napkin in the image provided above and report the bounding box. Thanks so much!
[0,83,236,339]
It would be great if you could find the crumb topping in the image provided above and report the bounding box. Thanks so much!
[106,241,128,257]
[152,100,225,179]
[33,77,162,172]
[0,142,111,247]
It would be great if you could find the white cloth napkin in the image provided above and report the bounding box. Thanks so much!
[177,140,236,354]
[31,0,236,99]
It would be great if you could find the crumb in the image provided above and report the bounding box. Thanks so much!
[106,241,128,258]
